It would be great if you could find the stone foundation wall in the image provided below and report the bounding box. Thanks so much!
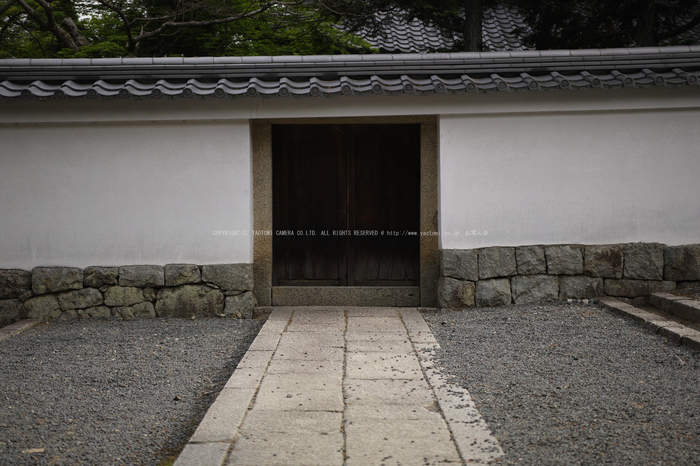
[0,264,254,326]
[438,243,700,308]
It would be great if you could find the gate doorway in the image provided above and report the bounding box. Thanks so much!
[272,124,420,287]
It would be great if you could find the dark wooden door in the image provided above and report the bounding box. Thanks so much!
[273,124,419,286]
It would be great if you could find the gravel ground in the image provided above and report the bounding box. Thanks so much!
[0,317,262,465]
[424,302,700,465]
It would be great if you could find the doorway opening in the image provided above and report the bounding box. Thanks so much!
[252,116,439,308]
[272,124,420,288]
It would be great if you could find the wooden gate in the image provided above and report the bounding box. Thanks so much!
[272,124,420,287]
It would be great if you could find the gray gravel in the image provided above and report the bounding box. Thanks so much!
[0,317,262,465]
[424,302,700,465]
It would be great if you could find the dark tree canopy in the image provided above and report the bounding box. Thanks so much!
[1,0,699,57]
[511,0,700,49]
[320,0,700,51]
[0,0,372,58]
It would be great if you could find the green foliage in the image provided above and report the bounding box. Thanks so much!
[0,0,374,58]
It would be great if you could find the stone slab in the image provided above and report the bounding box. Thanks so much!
[346,308,400,317]
[227,431,344,466]
[174,442,230,466]
[253,386,343,412]
[236,350,274,369]
[276,332,345,349]
[265,359,343,375]
[189,388,256,443]
[346,352,423,380]
[344,331,408,342]
[345,419,461,466]
[420,346,505,463]
[670,299,700,323]
[245,334,281,352]
[0,319,40,342]
[257,373,342,394]
[346,316,406,333]
[649,292,686,313]
[223,366,267,390]
[599,297,700,350]
[272,346,344,362]
[290,308,345,320]
[344,378,434,406]
[238,411,342,435]
[285,322,346,333]
[344,404,443,421]
[346,339,414,353]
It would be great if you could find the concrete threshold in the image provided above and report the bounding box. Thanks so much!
[175,306,504,466]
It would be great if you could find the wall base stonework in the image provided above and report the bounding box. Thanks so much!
[0,264,254,325]
[438,243,700,308]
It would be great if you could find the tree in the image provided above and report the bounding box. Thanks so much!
[509,0,700,49]
[318,0,700,52]
[318,0,498,52]
[0,0,373,57]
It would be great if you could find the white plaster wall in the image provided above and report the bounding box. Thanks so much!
[439,108,700,249]
[0,120,252,269]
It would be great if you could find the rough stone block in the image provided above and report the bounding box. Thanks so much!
[664,245,700,281]
[676,281,700,292]
[440,250,478,281]
[671,300,700,323]
[58,288,103,310]
[143,287,157,302]
[131,302,156,318]
[24,294,62,320]
[155,284,224,318]
[0,299,25,326]
[515,246,546,275]
[119,265,164,287]
[475,278,511,307]
[165,264,201,286]
[224,292,256,319]
[478,247,516,279]
[511,275,558,304]
[604,279,650,298]
[81,306,111,318]
[647,281,676,294]
[623,243,664,280]
[83,266,118,288]
[202,264,253,291]
[103,286,145,307]
[32,267,83,295]
[0,270,32,299]
[584,245,623,278]
[437,277,475,308]
[558,276,604,300]
[113,306,135,320]
[545,245,583,276]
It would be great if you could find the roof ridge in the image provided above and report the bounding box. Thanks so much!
[1,45,700,68]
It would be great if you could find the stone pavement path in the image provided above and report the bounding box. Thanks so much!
[175,307,503,465]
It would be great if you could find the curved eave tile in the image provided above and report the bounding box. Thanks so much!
[1,68,698,101]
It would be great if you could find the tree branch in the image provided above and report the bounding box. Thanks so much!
[0,0,19,17]
[131,3,277,45]
[17,0,79,51]
[656,9,700,41]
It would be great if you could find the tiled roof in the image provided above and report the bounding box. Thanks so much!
[360,7,528,53]
[1,47,698,101]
